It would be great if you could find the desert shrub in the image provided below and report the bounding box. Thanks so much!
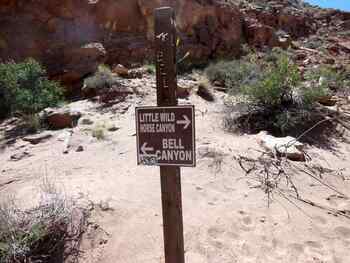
[305,65,348,92]
[240,52,300,107]
[0,179,87,263]
[299,84,329,107]
[92,127,105,140]
[0,59,63,118]
[91,122,107,140]
[83,64,118,92]
[263,47,292,63]
[205,60,261,94]
[221,51,334,136]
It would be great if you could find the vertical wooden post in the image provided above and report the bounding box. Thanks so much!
[154,7,185,263]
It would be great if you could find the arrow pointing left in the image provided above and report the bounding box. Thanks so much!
[141,142,154,155]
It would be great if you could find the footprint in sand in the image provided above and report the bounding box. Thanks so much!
[285,243,304,262]
[303,240,326,258]
[242,216,252,225]
[207,226,225,240]
[304,240,323,249]
[313,215,328,225]
[237,211,255,232]
[334,226,350,239]
[206,226,229,251]
[288,243,304,254]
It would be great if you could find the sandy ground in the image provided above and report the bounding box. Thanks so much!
[1,77,350,263]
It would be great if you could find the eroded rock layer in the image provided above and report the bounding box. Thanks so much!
[2,0,345,91]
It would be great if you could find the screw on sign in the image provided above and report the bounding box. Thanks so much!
[135,6,196,263]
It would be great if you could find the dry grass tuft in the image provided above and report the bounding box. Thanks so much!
[0,178,88,263]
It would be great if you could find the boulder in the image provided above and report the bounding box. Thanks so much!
[40,108,82,130]
[257,131,306,162]
[10,150,33,161]
[80,118,94,126]
[339,20,350,30]
[58,43,107,91]
[197,85,215,102]
[76,145,84,152]
[277,33,292,49]
[113,64,129,77]
[278,36,291,49]
[23,132,53,145]
[113,65,144,79]
[177,85,191,99]
[83,74,134,102]
[98,85,134,103]
[244,19,278,48]
[338,41,350,52]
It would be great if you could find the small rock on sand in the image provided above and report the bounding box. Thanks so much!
[76,145,84,152]
[257,131,305,162]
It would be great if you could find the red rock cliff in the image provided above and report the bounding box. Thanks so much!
[0,0,316,90]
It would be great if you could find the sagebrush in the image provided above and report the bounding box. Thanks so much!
[0,59,63,118]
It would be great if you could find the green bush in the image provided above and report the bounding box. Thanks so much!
[0,59,63,118]
[300,85,329,107]
[305,65,348,91]
[240,52,300,107]
[219,51,332,136]
[205,60,261,94]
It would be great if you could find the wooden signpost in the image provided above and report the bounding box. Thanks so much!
[135,6,196,263]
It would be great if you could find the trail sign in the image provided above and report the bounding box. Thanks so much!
[136,105,195,167]
[135,6,190,263]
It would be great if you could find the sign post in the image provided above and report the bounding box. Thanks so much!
[155,7,185,263]
[135,6,197,263]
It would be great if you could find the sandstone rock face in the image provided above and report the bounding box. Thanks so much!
[0,0,243,84]
[55,43,107,94]
[242,2,314,48]
[0,0,322,93]
[245,19,278,48]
